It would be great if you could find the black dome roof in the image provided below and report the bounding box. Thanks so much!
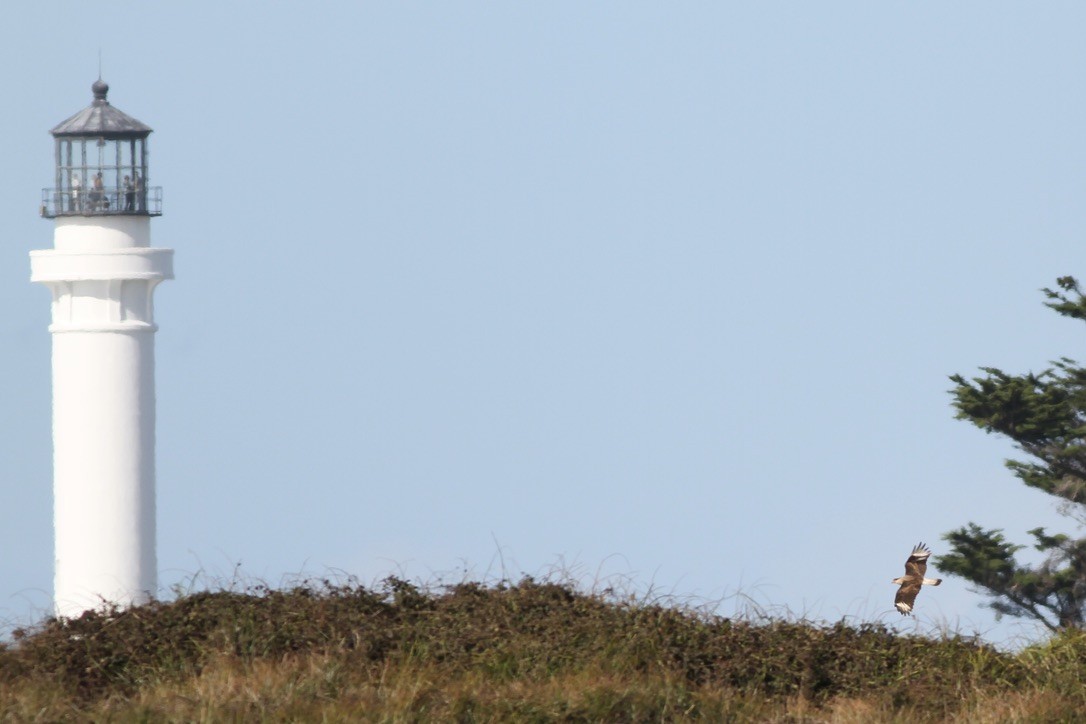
[50,79,152,139]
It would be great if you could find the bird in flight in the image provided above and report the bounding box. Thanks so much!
[892,542,942,615]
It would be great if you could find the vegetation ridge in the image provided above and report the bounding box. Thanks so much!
[1,577,1083,721]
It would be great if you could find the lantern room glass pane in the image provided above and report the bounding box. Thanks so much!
[49,136,152,215]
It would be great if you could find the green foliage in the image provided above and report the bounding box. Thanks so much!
[1017,627,1086,696]
[941,276,1086,631]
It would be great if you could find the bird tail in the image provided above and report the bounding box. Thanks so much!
[923,578,942,586]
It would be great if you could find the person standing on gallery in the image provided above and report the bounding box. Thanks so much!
[70,172,82,212]
[90,172,104,211]
[124,175,135,211]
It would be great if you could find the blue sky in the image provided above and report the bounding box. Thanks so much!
[2,2,1086,647]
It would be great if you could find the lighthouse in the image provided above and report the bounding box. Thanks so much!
[30,80,173,617]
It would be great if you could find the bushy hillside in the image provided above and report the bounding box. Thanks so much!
[0,577,1084,721]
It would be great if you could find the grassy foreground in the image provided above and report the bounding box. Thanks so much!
[1,577,1084,721]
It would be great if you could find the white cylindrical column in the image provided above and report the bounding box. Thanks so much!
[31,216,173,617]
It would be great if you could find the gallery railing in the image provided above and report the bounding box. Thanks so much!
[40,187,163,218]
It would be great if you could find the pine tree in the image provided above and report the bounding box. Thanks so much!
[938,277,1086,632]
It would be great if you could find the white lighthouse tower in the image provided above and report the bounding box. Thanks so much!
[30,80,173,618]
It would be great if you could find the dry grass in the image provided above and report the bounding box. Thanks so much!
[0,576,1083,721]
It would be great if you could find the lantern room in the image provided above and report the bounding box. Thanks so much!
[42,79,161,218]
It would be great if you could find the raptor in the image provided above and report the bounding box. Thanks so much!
[892,542,942,615]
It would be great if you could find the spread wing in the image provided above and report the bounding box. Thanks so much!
[904,542,931,578]
[895,579,922,615]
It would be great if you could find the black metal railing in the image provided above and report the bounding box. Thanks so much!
[40,187,163,218]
